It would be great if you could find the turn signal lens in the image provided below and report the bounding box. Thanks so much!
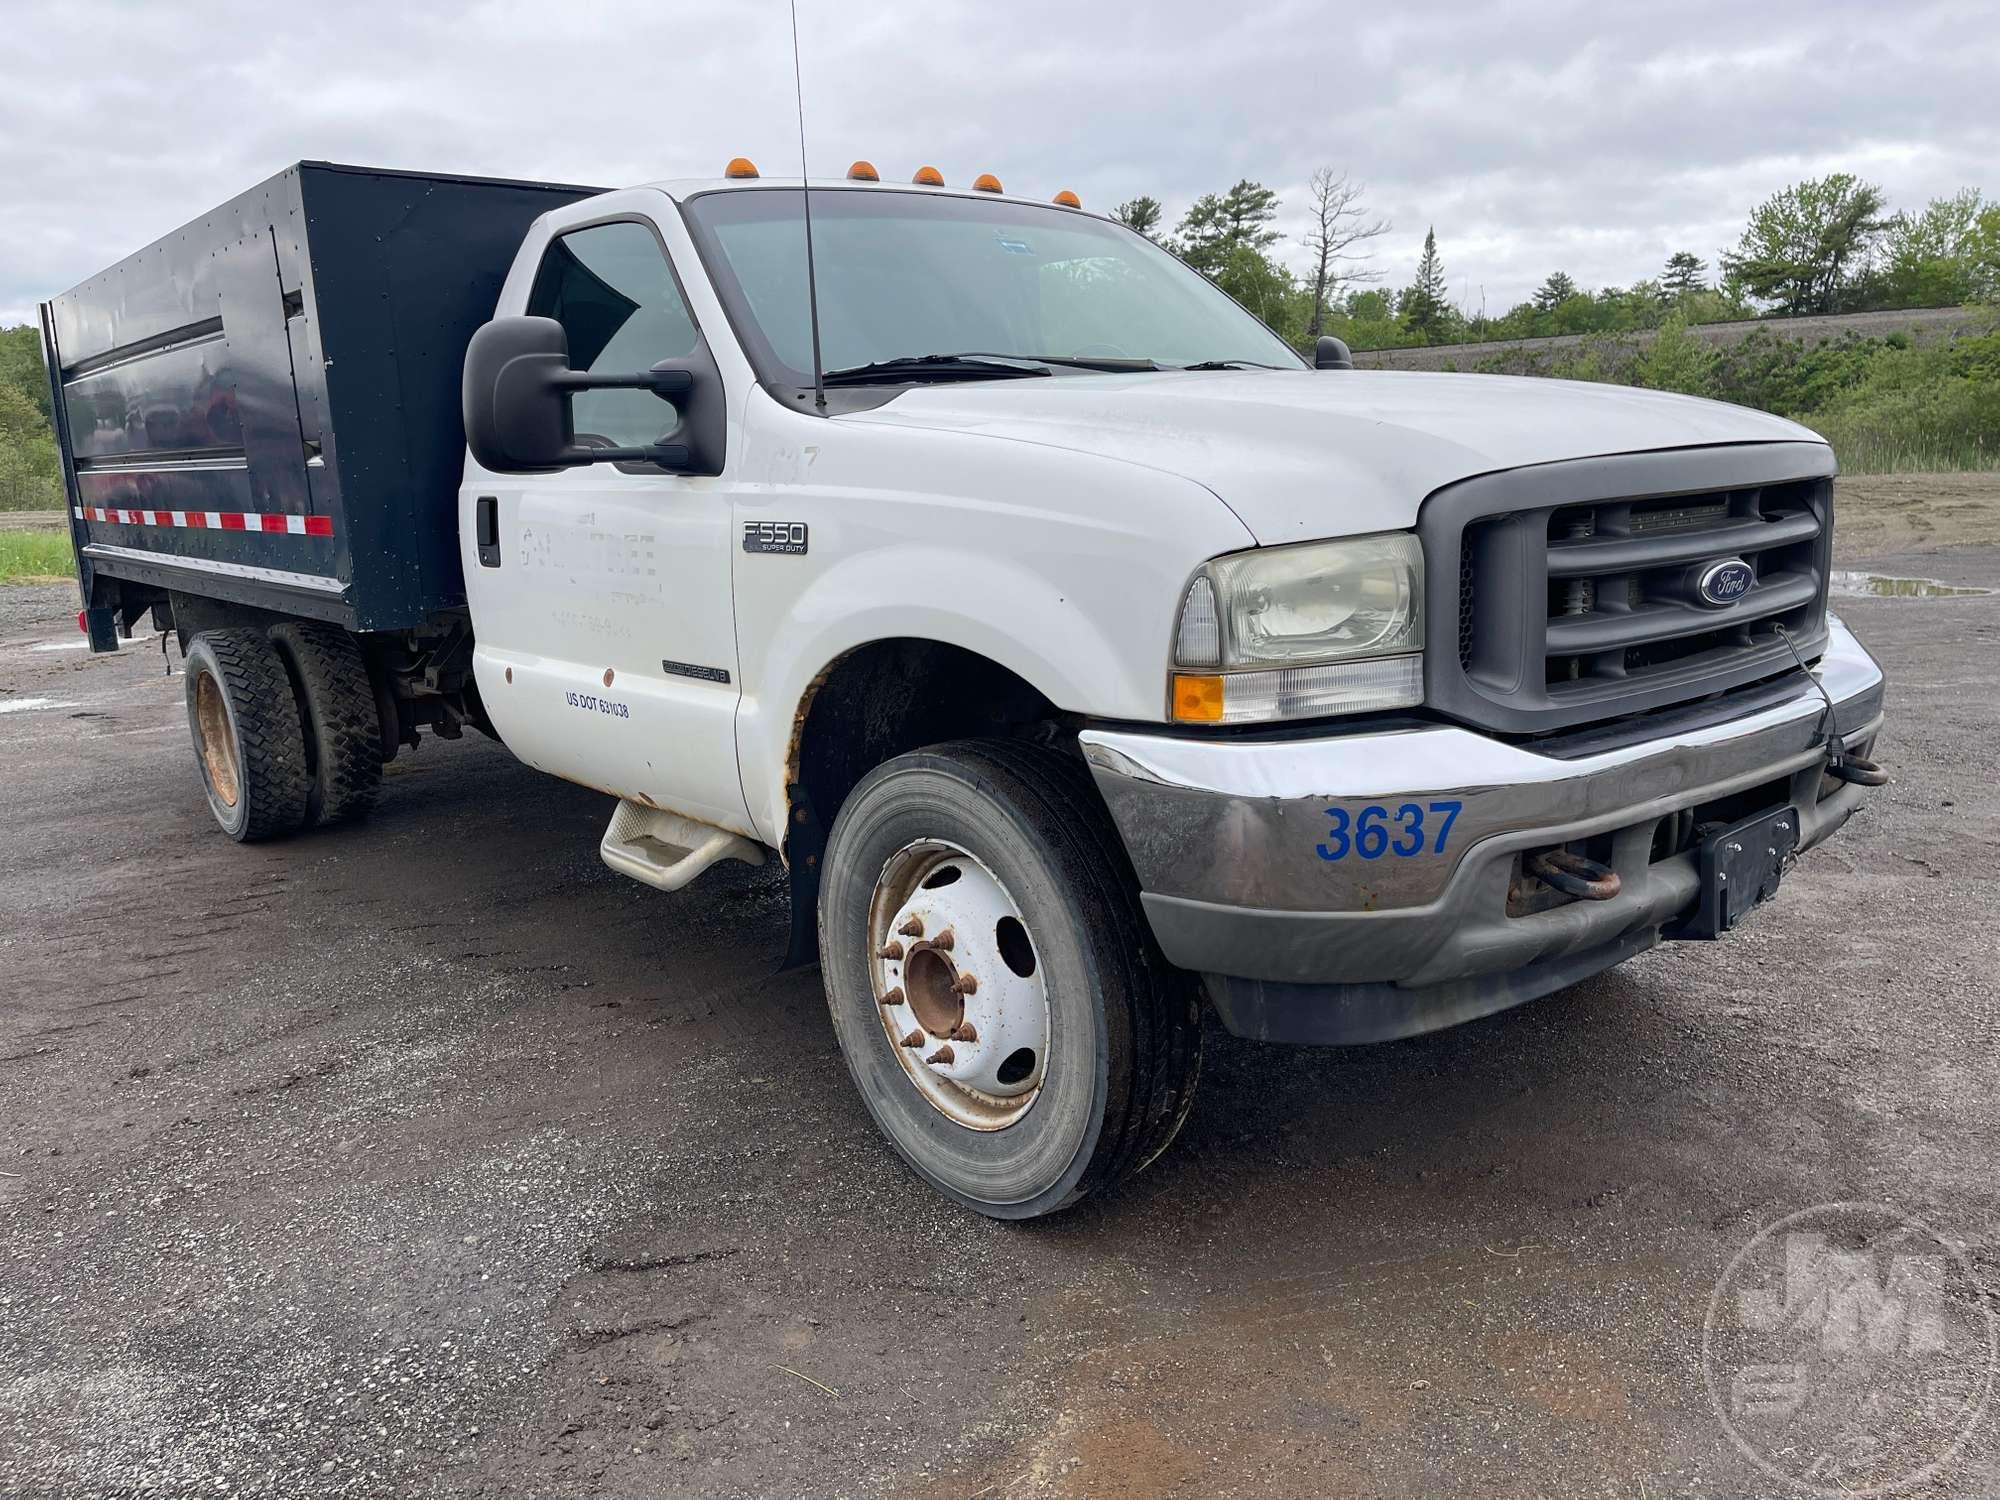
[1052,189,1082,208]
[1171,674,1226,723]
[1171,658,1424,724]
[847,160,879,181]
[972,172,1003,193]
[912,165,945,185]
[724,157,759,179]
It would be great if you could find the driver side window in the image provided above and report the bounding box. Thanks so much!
[527,221,699,449]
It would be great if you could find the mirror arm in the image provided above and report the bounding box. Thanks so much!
[561,442,693,468]
[550,367,695,396]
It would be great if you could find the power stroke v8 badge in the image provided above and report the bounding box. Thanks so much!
[743,520,808,555]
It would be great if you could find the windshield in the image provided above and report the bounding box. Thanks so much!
[680,187,1306,386]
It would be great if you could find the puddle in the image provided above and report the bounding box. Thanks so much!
[1828,570,1993,599]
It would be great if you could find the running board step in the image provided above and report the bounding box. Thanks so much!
[599,799,765,892]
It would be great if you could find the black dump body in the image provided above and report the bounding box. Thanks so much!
[40,162,600,637]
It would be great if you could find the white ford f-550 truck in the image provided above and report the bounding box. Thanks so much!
[42,160,1886,1217]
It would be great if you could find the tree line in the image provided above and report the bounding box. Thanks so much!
[1114,172,2000,354]
[0,324,59,509]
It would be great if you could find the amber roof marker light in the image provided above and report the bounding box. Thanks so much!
[912,165,945,185]
[847,161,879,181]
[1052,189,1081,208]
[972,173,1003,193]
[724,157,760,179]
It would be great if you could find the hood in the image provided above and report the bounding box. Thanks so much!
[843,369,1825,544]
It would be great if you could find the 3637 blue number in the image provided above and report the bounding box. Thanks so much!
[1315,800,1463,862]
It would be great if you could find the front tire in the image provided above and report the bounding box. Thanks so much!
[819,740,1201,1219]
[183,629,311,842]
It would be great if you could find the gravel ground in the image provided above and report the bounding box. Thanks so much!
[1,540,1997,1498]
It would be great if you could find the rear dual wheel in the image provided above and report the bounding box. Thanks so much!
[270,622,383,827]
[185,630,311,842]
[184,623,382,841]
[819,740,1202,1220]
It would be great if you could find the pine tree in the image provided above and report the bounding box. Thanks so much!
[1113,196,1164,241]
[1177,180,1281,277]
[1400,227,1451,341]
[1662,251,1708,299]
[1532,271,1579,313]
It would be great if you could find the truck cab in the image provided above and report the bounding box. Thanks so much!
[47,161,1886,1219]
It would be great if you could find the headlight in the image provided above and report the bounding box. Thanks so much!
[1170,533,1424,723]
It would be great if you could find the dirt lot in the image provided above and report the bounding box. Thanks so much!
[1835,473,2000,558]
[2,528,1997,1496]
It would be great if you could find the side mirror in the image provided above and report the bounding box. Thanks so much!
[1314,335,1354,370]
[462,315,696,472]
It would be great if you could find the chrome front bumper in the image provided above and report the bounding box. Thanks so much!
[1079,617,1886,1044]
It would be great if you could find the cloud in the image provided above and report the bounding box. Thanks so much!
[3,0,1995,327]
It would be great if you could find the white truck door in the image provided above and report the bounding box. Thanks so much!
[463,218,751,835]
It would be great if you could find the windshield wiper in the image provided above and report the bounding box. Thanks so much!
[952,351,1161,373]
[821,351,1165,386]
[1175,359,1292,371]
[820,354,1053,386]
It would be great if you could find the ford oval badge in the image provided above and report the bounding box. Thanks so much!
[1697,558,1755,607]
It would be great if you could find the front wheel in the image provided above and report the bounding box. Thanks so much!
[819,740,1201,1219]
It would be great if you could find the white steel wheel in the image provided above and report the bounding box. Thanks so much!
[869,840,1050,1131]
[818,739,1203,1220]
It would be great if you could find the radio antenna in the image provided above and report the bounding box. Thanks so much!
[789,0,827,413]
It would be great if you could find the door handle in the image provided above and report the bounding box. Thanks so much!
[475,496,501,567]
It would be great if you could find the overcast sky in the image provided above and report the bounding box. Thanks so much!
[5,0,1997,328]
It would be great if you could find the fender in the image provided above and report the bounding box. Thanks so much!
[729,399,1257,849]
[743,558,1125,848]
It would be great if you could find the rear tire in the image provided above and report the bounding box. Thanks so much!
[270,621,383,827]
[183,629,311,842]
[819,739,1202,1220]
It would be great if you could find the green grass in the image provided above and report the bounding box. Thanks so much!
[0,529,76,584]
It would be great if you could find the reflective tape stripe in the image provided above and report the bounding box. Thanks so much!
[73,505,333,537]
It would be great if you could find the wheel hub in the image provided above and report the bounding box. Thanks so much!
[869,841,1048,1131]
[194,671,240,808]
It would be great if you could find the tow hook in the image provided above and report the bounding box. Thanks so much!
[1526,848,1622,901]
[1826,750,1888,787]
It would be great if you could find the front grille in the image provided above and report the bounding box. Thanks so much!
[1423,447,1835,734]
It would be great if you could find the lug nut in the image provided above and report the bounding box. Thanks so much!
[951,973,978,997]
[901,1028,925,1048]
[933,927,954,951]
[897,916,924,938]
[949,1022,978,1044]
[879,986,905,1007]
[877,940,904,961]
[925,1044,955,1066]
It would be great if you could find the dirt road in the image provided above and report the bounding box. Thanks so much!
[2,548,1997,1498]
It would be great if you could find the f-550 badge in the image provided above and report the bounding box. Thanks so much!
[743,520,808,555]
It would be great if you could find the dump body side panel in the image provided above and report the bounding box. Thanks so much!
[299,166,602,627]
[43,162,600,632]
